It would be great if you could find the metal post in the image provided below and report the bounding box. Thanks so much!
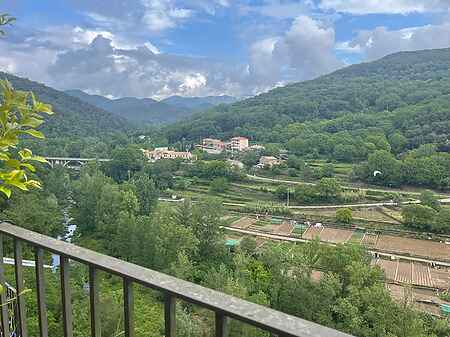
[215,312,229,337]
[0,235,9,337]
[35,248,48,337]
[60,256,73,337]
[164,293,176,337]
[123,279,134,337]
[14,239,27,337]
[89,266,101,337]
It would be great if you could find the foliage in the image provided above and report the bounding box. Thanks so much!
[209,176,229,194]
[0,80,53,197]
[0,14,15,35]
[401,204,450,233]
[336,208,353,224]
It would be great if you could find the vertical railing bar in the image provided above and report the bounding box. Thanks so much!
[123,278,134,337]
[0,235,10,337]
[60,256,73,337]
[164,293,176,337]
[14,239,27,337]
[89,265,101,337]
[35,247,48,337]
[215,312,229,337]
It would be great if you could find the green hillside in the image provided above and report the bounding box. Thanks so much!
[1,72,129,137]
[165,48,450,189]
[166,48,450,146]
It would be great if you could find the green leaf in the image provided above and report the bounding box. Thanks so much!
[0,186,11,198]
[20,163,36,172]
[30,156,48,163]
[22,129,45,139]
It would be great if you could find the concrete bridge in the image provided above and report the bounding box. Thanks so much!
[45,157,111,169]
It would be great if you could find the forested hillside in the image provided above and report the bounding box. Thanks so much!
[0,72,129,137]
[165,47,450,189]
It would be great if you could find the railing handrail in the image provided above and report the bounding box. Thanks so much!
[0,222,353,337]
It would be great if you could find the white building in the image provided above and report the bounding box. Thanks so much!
[142,148,195,161]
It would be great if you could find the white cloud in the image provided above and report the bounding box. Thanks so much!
[0,13,347,99]
[346,23,450,60]
[319,0,450,15]
[248,15,343,88]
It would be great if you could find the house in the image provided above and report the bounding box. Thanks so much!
[257,156,283,168]
[200,138,225,154]
[227,137,249,152]
[246,144,265,151]
[142,148,195,161]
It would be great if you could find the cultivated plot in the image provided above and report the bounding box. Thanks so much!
[375,235,450,262]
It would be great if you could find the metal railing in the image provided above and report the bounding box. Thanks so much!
[0,222,353,337]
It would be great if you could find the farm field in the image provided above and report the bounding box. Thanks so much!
[376,259,448,289]
[272,221,295,235]
[388,284,444,317]
[375,235,450,262]
[302,225,354,243]
[230,216,256,229]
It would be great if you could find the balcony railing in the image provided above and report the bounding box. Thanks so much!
[0,221,353,337]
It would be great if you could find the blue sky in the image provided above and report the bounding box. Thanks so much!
[1,1,450,99]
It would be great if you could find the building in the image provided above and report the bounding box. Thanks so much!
[257,156,283,168]
[142,148,194,161]
[227,137,249,152]
[200,138,225,154]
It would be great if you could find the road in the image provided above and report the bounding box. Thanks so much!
[223,227,450,267]
[247,174,450,198]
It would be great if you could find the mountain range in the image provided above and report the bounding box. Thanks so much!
[65,89,238,124]
[0,72,129,138]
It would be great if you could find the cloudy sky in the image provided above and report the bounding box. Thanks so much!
[1,0,450,99]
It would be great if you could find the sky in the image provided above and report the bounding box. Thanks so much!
[1,0,450,99]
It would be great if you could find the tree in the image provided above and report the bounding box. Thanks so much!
[0,80,53,197]
[366,150,402,187]
[317,178,341,200]
[209,177,229,194]
[419,190,440,210]
[240,237,257,255]
[106,146,144,182]
[432,208,450,234]
[191,199,227,264]
[336,208,353,224]
[130,173,158,215]
[241,150,260,167]
[320,163,335,178]
[401,205,437,231]
[274,185,288,201]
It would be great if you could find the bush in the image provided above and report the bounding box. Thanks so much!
[209,177,229,194]
[336,208,353,224]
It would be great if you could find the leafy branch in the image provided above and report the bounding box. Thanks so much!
[0,14,15,36]
[0,80,53,197]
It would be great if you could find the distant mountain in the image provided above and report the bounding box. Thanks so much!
[65,90,239,124]
[1,72,129,138]
[161,95,238,111]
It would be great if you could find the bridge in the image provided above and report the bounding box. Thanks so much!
[45,157,111,169]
